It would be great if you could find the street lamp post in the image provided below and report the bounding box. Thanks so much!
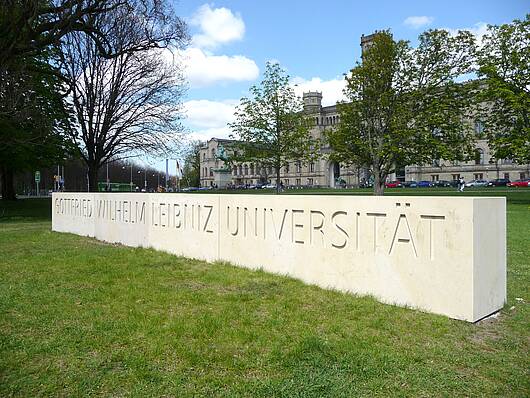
[106,162,110,191]
[138,170,146,191]
[123,164,133,191]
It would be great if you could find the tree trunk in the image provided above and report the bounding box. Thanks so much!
[87,164,99,192]
[0,165,17,200]
[373,166,385,196]
[275,165,281,194]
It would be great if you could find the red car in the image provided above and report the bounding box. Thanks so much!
[507,179,530,187]
[385,181,403,188]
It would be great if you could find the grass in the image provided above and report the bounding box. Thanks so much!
[0,191,528,397]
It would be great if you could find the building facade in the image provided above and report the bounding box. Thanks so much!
[199,93,373,189]
[199,95,529,188]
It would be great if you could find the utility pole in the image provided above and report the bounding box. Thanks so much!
[165,159,169,191]
[106,163,110,191]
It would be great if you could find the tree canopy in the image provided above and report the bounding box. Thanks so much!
[477,15,530,164]
[60,3,187,191]
[229,62,318,193]
[0,51,74,199]
[327,30,477,195]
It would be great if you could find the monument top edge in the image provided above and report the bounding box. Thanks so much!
[51,192,506,201]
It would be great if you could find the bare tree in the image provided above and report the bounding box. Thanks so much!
[1,0,186,67]
[61,3,187,191]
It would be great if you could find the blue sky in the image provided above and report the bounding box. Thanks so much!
[150,0,528,170]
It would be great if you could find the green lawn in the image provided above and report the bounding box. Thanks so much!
[0,192,529,397]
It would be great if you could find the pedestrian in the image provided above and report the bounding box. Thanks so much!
[459,176,465,192]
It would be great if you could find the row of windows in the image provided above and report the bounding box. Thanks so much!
[431,149,515,168]
[201,167,213,177]
[202,121,486,163]
[431,172,525,181]
[315,115,339,126]
[229,161,317,176]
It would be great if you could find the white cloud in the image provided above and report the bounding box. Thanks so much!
[190,127,233,141]
[404,16,434,29]
[190,4,245,49]
[183,99,237,129]
[182,47,259,88]
[291,76,347,106]
[444,22,489,45]
[182,99,238,141]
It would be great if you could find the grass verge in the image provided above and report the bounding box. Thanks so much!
[0,194,528,397]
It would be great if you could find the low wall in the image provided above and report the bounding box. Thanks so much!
[52,193,506,322]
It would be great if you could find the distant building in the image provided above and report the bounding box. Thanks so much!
[198,34,529,188]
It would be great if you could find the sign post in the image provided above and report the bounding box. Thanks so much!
[34,171,41,196]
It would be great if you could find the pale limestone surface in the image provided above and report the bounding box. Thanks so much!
[52,193,506,322]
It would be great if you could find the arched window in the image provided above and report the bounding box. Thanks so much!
[475,148,485,165]
[250,164,254,175]
[211,148,216,158]
[238,165,242,175]
[233,166,237,176]
[475,120,485,136]
[203,153,206,161]
[244,164,249,175]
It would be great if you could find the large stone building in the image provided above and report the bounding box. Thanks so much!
[199,34,529,189]
[199,95,529,188]
[199,94,371,188]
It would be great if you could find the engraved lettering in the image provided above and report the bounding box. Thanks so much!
[309,210,325,246]
[421,215,446,260]
[203,205,214,233]
[389,214,417,257]
[366,212,386,252]
[331,211,349,249]
[291,209,305,244]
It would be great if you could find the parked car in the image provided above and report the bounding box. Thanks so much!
[262,183,276,189]
[359,181,373,188]
[417,180,433,188]
[507,179,530,187]
[432,180,452,187]
[488,178,510,187]
[385,181,403,188]
[465,179,489,188]
[401,181,418,188]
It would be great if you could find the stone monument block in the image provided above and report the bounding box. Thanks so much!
[52,193,506,322]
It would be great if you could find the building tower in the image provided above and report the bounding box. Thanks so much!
[302,91,322,114]
[360,32,377,56]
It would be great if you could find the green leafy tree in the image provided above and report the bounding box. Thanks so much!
[0,53,73,200]
[477,15,530,164]
[181,141,202,188]
[328,30,477,195]
[229,62,318,193]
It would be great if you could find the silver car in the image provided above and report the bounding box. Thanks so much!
[465,179,489,188]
